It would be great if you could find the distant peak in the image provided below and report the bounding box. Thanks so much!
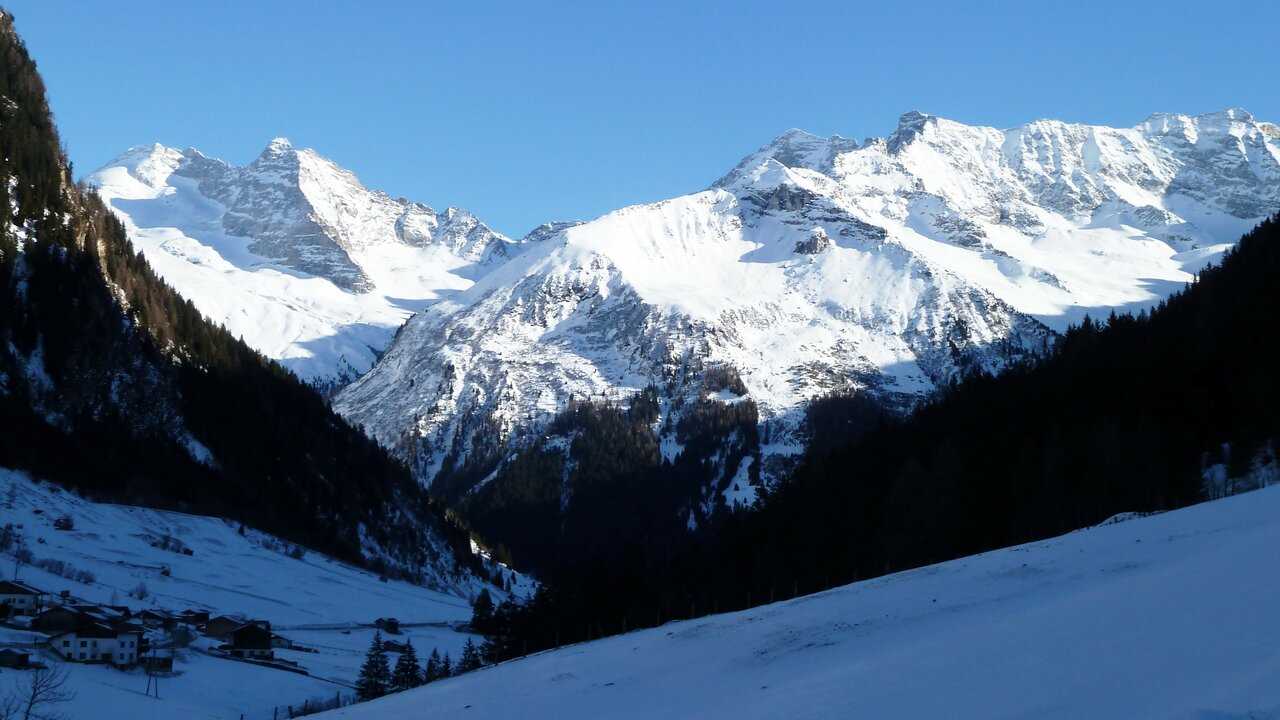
[92,142,186,188]
[255,137,297,161]
[99,142,182,170]
[888,110,936,152]
[110,142,181,163]
[897,110,934,128]
[1142,108,1256,126]
[774,127,821,143]
[1205,107,1254,123]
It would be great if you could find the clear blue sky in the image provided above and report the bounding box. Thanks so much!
[7,0,1277,237]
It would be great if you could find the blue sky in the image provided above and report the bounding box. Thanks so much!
[8,0,1278,236]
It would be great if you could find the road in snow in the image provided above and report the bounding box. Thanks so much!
[320,486,1280,719]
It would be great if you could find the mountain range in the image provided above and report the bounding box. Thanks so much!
[91,110,1280,512]
[88,107,1280,552]
[334,108,1280,499]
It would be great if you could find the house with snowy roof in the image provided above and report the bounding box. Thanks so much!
[0,580,47,616]
[49,620,142,666]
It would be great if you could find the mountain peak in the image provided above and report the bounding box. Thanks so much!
[1141,107,1259,129]
[96,143,186,188]
[887,110,937,152]
[1205,107,1255,123]
[255,136,297,162]
[773,127,822,144]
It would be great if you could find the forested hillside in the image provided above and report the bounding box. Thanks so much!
[454,368,763,580]
[480,214,1280,659]
[0,10,480,586]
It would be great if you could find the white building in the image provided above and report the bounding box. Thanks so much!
[50,622,142,666]
[0,580,46,616]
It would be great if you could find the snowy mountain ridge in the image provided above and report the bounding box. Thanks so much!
[89,139,515,386]
[334,108,1280,500]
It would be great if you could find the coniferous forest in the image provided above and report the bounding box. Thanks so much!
[0,13,477,579]
[476,214,1280,661]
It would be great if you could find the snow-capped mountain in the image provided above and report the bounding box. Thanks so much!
[335,109,1280,497]
[89,139,515,386]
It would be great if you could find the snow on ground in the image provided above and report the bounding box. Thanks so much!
[0,626,477,720]
[320,486,1280,719]
[0,468,473,625]
[2,648,342,720]
[275,625,468,686]
[0,468,482,717]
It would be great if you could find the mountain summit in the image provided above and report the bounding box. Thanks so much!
[89,139,515,386]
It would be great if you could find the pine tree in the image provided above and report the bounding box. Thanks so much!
[471,588,495,633]
[355,631,391,701]
[439,652,453,678]
[391,640,422,692]
[423,648,441,684]
[457,638,483,673]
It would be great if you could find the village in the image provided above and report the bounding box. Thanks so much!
[0,572,487,717]
[0,577,310,671]
[0,470,507,719]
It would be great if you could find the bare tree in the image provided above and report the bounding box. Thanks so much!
[2,666,74,720]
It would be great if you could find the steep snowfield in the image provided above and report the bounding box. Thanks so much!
[336,108,1279,488]
[320,486,1280,720]
[0,468,477,622]
[88,140,514,386]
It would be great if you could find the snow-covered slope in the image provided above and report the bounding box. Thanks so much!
[0,467,489,720]
[0,468,484,622]
[89,140,515,387]
[335,108,1280,490]
[320,485,1280,720]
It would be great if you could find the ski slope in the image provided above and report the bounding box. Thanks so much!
[320,486,1280,719]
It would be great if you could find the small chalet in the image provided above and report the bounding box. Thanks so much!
[224,622,273,660]
[137,609,178,629]
[50,621,143,666]
[34,604,128,634]
[179,609,210,626]
[0,580,47,616]
[31,606,84,634]
[382,639,411,654]
[204,614,267,639]
[0,648,30,668]
[270,633,294,650]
